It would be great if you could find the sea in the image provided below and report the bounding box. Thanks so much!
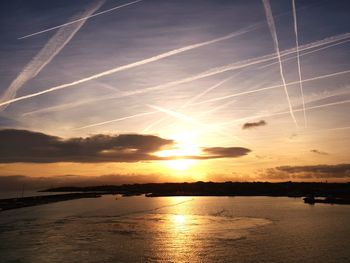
[0,195,349,263]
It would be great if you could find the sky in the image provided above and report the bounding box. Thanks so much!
[0,0,349,188]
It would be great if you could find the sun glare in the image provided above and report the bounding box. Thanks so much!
[155,132,200,171]
[172,214,186,225]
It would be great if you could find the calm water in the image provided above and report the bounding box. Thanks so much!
[0,196,349,263]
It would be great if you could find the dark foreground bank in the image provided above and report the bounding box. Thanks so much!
[2,182,350,211]
[43,181,350,198]
[0,193,101,211]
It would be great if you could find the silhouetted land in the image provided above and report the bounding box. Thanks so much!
[1,182,350,211]
[43,182,350,199]
[0,193,101,211]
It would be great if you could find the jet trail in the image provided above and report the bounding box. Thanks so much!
[0,0,105,111]
[181,75,236,108]
[142,118,166,133]
[292,0,307,127]
[192,69,350,106]
[220,99,350,127]
[259,38,350,69]
[73,111,158,130]
[19,0,143,40]
[8,32,350,110]
[74,75,235,131]
[0,26,256,108]
[71,68,349,132]
[262,0,298,126]
[142,74,236,132]
[147,104,247,143]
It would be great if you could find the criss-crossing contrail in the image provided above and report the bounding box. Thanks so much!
[12,32,350,112]
[0,0,105,111]
[74,75,235,131]
[220,99,350,127]
[0,26,257,108]
[18,0,143,40]
[142,74,237,132]
[71,68,349,132]
[147,104,247,143]
[292,0,307,127]
[262,0,298,126]
[192,69,350,106]
[259,38,350,69]
[180,75,236,109]
[73,111,158,130]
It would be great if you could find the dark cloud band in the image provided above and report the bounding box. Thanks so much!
[242,120,266,129]
[264,164,350,180]
[0,129,173,163]
[0,129,251,163]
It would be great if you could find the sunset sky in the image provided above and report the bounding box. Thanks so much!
[0,0,349,188]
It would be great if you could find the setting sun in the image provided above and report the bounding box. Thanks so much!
[155,132,200,170]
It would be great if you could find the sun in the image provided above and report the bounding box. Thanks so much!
[155,132,200,171]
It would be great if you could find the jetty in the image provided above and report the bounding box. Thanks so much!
[0,193,101,211]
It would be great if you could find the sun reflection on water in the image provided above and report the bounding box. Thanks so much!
[172,214,186,225]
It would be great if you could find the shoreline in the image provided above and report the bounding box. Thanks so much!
[0,192,101,212]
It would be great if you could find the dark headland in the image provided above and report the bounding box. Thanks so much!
[42,181,350,198]
[45,182,350,203]
[1,182,350,211]
[0,193,101,211]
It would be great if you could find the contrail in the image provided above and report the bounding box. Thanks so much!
[71,68,349,132]
[180,75,236,108]
[192,70,350,106]
[142,118,166,133]
[18,0,143,40]
[142,74,236,132]
[12,32,350,111]
[220,99,350,127]
[0,26,257,108]
[262,0,298,126]
[148,105,203,125]
[0,0,105,111]
[148,104,247,143]
[259,38,350,69]
[73,111,158,130]
[74,74,235,131]
[292,0,307,127]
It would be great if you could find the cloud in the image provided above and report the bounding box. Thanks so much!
[263,164,350,180]
[0,129,173,163]
[242,120,267,129]
[276,164,350,175]
[0,129,251,163]
[310,149,329,155]
[201,147,251,159]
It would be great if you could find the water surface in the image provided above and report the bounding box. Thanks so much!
[0,196,349,262]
